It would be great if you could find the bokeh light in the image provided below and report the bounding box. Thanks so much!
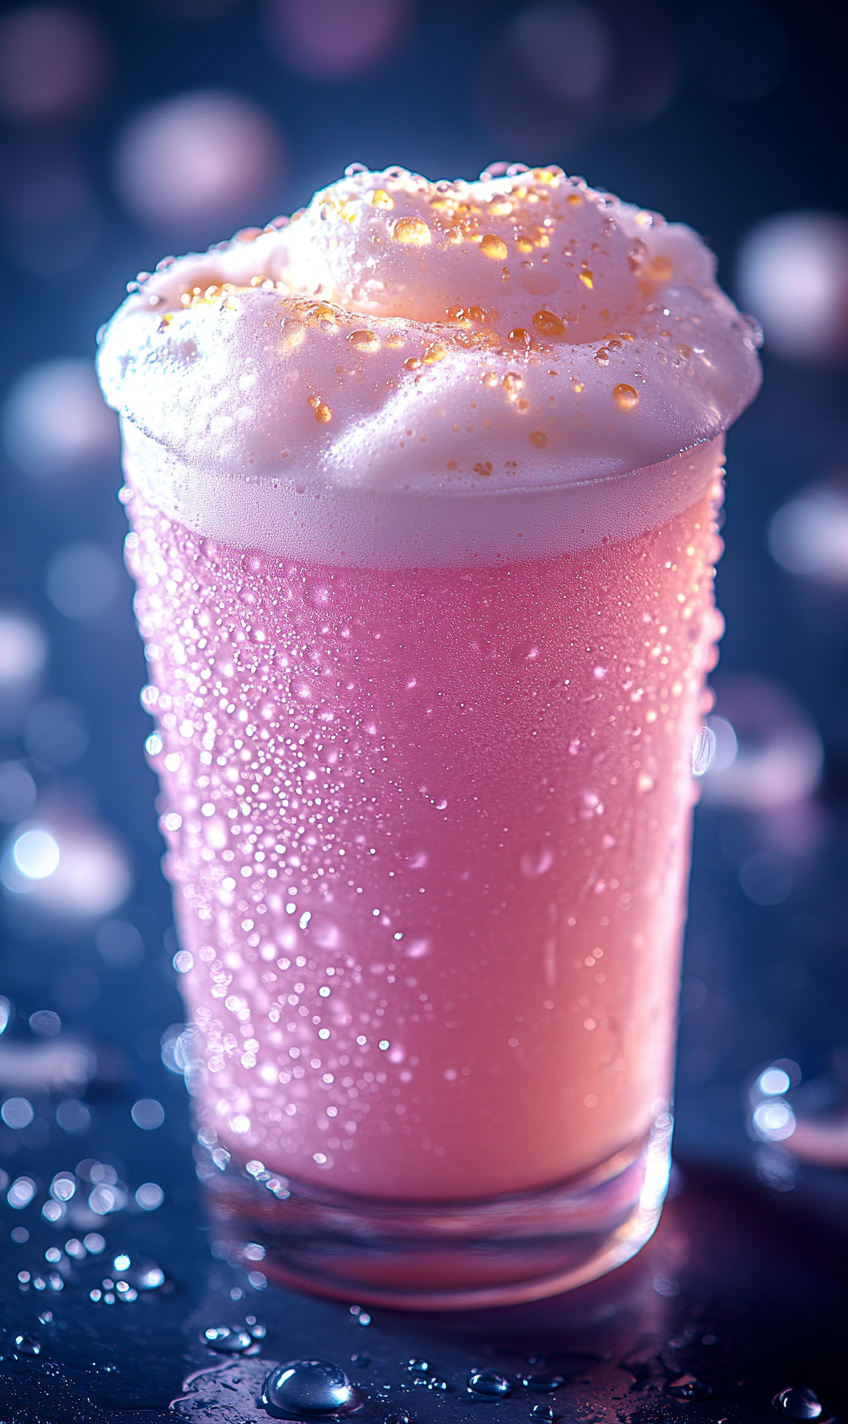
[758,1066,792,1096]
[113,90,284,233]
[1,1096,35,1129]
[1,813,131,917]
[11,827,61,880]
[689,0,787,102]
[131,1097,165,1130]
[25,699,88,767]
[701,676,823,810]
[751,1097,796,1142]
[0,4,111,122]
[479,0,677,152]
[737,212,848,362]
[737,851,793,907]
[6,1176,36,1208]
[95,918,145,968]
[769,486,848,583]
[2,360,118,479]
[512,2,611,104]
[55,1098,90,1133]
[0,762,37,823]
[45,544,119,620]
[0,612,47,687]
[264,0,410,80]
[29,1008,62,1037]
[135,1181,164,1210]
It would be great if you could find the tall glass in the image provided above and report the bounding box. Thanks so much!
[120,417,724,1308]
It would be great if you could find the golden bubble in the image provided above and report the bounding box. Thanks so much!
[644,255,673,282]
[579,269,594,289]
[508,327,530,345]
[480,234,508,260]
[386,333,405,348]
[571,379,584,393]
[595,348,610,364]
[348,329,378,350]
[481,370,499,386]
[530,430,548,448]
[516,235,534,253]
[392,217,431,245]
[404,356,421,370]
[307,395,321,409]
[370,188,394,209]
[281,319,305,351]
[502,372,524,396]
[533,167,560,185]
[423,341,448,364]
[315,402,332,423]
[613,383,639,410]
[567,192,582,205]
[532,309,566,339]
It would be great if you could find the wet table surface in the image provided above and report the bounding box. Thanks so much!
[0,1084,846,1424]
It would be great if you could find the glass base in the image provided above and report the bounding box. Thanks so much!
[201,1115,672,1310]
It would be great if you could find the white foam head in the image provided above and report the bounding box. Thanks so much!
[98,164,760,565]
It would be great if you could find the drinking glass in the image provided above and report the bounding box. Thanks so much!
[119,418,724,1308]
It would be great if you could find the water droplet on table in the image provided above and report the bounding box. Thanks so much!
[468,1370,512,1398]
[261,1359,360,1417]
[14,1333,41,1356]
[407,1359,429,1373]
[530,1406,555,1423]
[520,1372,566,1392]
[666,1374,712,1402]
[773,1387,824,1420]
[203,1324,253,1353]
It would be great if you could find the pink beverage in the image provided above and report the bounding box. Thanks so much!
[98,165,761,1307]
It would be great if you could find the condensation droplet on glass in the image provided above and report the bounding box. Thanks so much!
[692,723,716,776]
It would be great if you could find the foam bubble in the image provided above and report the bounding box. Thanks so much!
[98,165,760,560]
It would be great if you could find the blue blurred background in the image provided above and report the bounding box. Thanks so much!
[0,0,847,1201]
